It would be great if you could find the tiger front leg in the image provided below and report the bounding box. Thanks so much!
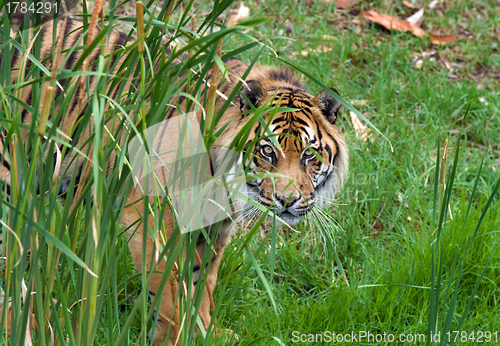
[195,224,238,344]
[148,273,181,346]
[122,200,181,346]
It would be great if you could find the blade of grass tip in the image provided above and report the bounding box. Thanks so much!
[441,135,462,227]
[462,97,473,123]
[438,138,448,217]
[278,58,394,152]
[276,4,296,33]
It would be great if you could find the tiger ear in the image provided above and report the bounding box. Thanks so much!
[314,88,342,124]
[240,80,266,112]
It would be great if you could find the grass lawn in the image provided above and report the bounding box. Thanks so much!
[1,0,499,345]
[210,0,500,344]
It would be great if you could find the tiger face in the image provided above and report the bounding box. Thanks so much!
[215,66,348,226]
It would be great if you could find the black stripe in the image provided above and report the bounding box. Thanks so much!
[291,116,309,127]
[297,99,314,108]
[23,58,32,80]
[21,108,30,124]
[10,46,21,70]
[3,182,11,197]
[222,57,239,63]
[332,139,340,165]
[0,152,11,170]
[118,31,129,45]
[324,143,332,162]
[312,118,323,142]
[301,106,314,117]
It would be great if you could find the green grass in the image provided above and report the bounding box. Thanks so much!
[211,1,500,345]
[1,0,499,345]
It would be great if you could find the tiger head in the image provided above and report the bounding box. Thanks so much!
[214,66,348,226]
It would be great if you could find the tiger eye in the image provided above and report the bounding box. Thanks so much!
[262,145,273,155]
[304,148,314,157]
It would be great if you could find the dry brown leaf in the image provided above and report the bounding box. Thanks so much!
[349,111,374,142]
[227,2,250,27]
[336,0,362,9]
[402,0,415,8]
[429,33,456,45]
[442,58,453,71]
[363,10,426,37]
[363,10,456,45]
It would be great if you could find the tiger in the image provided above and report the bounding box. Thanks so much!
[0,14,348,345]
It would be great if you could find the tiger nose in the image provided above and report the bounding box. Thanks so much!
[275,195,299,208]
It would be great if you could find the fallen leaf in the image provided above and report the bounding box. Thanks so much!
[406,8,424,26]
[227,2,250,27]
[402,0,415,8]
[429,33,456,45]
[363,10,426,37]
[442,58,453,71]
[363,10,456,45]
[349,111,374,142]
[336,0,362,10]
